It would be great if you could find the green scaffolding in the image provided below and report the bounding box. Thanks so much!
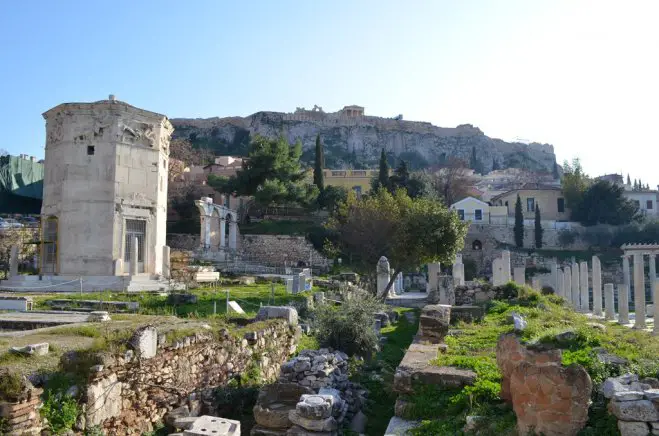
[0,155,43,214]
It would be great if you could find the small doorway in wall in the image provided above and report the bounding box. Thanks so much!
[124,219,146,273]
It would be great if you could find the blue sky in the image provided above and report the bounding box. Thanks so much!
[1,1,658,185]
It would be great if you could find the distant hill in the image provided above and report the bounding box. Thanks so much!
[170,106,556,172]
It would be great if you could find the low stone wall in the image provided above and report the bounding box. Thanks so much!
[64,320,299,434]
[0,385,43,435]
[240,235,331,270]
[601,373,659,435]
[167,233,200,250]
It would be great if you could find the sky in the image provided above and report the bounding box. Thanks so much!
[1,1,658,185]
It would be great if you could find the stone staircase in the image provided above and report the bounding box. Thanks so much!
[0,274,175,293]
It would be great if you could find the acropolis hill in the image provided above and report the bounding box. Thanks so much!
[170,105,556,171]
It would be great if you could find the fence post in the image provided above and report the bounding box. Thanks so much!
[213,300,217,315]
[225,289,230,317]
[79,276,83,295]
[271,282,275,305]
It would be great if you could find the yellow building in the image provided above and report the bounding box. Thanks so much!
[491,184,569,221]
[323,169,392,196]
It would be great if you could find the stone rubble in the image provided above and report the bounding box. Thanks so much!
[603,374,659,436]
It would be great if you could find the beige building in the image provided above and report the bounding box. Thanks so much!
[490,184,569,221]
[40,96,173,277]
[450,197,507,224]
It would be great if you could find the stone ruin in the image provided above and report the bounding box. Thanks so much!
[252,349,367,435]
[601,373,659,436]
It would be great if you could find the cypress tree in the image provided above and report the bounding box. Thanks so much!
[492,157,500,171]
[626,174,631,185]
[514,194,524,248]
[534,205,543,249]
[377,148,389,191]
[313,134,324,191]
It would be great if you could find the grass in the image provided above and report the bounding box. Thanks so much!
[30,283,312,318]
[349,308,419,436]
[403,284,659,435]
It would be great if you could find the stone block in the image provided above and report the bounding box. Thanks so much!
[348,411,367,433]
[10,343,49,356]
[608,400,659,422]
[644,389,659,401]
[384,416,418,435]
[129,325,158,359]
[88,311,111,322]
[615,392,646,402]
[253,383,314,429]
[250,425,288,436]
[288,410,338,432]
[450,305,484,324]
[184,416,240,436]
[618,421,650,436]
[256,306,299,326]
[418,304,450,342]
[86,373,122,427]
[296,395,333,419]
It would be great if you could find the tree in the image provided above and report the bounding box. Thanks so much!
[534,205,543,248]
[492,157,500,171]
[427,158,472,206]
[169,138,214,166]
[627,174,631,185]
[561,158,590,220]
[318,185,348,214]
[328,189,467,299]
[313,134,325,192]
[374,148,390,191]
[217,135,318,207]
[573,180,639,226]
[514,194,524,248]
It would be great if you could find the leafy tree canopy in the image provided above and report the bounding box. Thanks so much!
[573,180,639,226]
[214,135,318,207]
[328,189,468,298]
[561,158,590,219]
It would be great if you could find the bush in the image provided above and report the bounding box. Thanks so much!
[313,291,385,357]
[580,225,614,248]
[40,374,80,434]
[557,229,579,247]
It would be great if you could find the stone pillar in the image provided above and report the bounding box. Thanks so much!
[649,254,657,301]
[8,245,19,278]
[201,216,211,250]
[592,256,602,316]
[209,215,220,251]
[439,275,455,305]
[556,269,564,297]
[377,256,391,298]
[632,253,646,329]
[492,258,502,286]
[579,261,589,312]
[452,260,464,286]
[131,237,139,276]
[219,218,226,248]
[228,221,238,250]
[563,266,572,304]
[113,259,123,276]
[531,277,541,291]
[427,262,441,294]
[513,267,525,286]
[550,262,559,293]
[622,255,631,295]
[502,250,511,283]
[618,284,630,325]
[604,283,615,320]
[162,245,171,279]
[571,263,580,309]
[653,281,659,335]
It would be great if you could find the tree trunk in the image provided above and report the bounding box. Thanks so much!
[378,268,402,301]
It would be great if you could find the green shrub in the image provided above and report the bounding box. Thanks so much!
[0,370,24,401]
[40,376,80,434]
[313,292,385,357]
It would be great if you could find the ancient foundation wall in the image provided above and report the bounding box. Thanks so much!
[64,320,298,434]
[240,235,330,270]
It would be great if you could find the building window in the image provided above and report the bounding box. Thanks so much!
[647,200,653,210]
[557,198,565,213]
[87,146,95,155]
[457,209,465,220]
[352,170,366,176]
[527,198,535,212]
[474,209,483,221]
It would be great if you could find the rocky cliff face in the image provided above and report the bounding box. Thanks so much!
[170,111,556,172]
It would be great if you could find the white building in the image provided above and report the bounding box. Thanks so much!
[623,190,659,219]
[450,197,507,225]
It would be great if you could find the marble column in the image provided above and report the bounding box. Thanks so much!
[556,269,564,297]
[531,277,541,291]
[427,262,441,293]
[592,256,602,316]
[8,245,18,278]
[632,253,646,329]
[622,255,631,295]
[649,254,657,301]
[571,263,580,309]
[453,259,465,286]
[604,283,615,320]
[513,267,525,286]
[201,216,211,250]
[492,258,502,286]
[579,261,589,312]
[502,250,511,283]
[162,245,171,279]
[219,218,226,248]
[550,262,559,293]
[563,266,572,303]
[130,237,139,276]
[653,281,659,335]
[618,284,630,325]
[377,256,391,298]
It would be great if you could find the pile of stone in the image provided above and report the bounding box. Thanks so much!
[288,388,347,435]
[602,373,659,436]
[454,283,496,306]
[279,349,350,390]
